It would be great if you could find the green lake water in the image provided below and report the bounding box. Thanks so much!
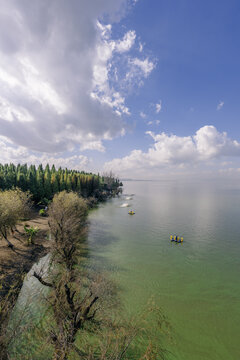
[87,180,240,360]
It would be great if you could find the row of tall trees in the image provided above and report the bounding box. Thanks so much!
[0,164,121,203]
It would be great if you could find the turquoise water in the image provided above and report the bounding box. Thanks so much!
[87,180,240,360]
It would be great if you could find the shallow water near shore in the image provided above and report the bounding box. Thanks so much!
[10,179,240,359]
[87,180,240,360]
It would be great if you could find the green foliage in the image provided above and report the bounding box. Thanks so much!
[48,191,88,269]
[24,225,39,245]
[39,209,47,217]
[0,189,32,247]
[0,164,121,203]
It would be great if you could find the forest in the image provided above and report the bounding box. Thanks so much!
[0,163,122,203]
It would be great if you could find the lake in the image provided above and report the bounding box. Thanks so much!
[87,180,240,360]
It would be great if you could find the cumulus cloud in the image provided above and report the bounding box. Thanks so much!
[217,101,224,110]
[104,126,240,176]
[0,136,89,170]
[0,0,153,159]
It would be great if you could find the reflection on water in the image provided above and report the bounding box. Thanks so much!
[10,254,50,319]
[87,180,240,360]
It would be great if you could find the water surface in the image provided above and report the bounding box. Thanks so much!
[87,180,240,360]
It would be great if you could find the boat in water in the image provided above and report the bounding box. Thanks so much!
[170,235,183,243]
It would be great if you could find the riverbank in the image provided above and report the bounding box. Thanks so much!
[0,189,120,302]
[0,209,50,301]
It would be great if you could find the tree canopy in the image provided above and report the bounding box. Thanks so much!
[0,164,121,203]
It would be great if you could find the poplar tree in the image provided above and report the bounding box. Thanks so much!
[44,165,52,199]
[36,165,44,201]
[0,163,120,202]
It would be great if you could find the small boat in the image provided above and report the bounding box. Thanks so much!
[128,210,135,215]
[170,235,183,243]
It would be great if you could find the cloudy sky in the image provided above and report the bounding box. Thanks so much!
[0,0,240,179]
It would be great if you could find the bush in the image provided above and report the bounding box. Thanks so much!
[39,209,46,217]
[24,225,39,245]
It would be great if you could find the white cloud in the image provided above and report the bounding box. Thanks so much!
[156,100,162,113]
[217,101,224,110]
[91,22,155,117]
[0,137,89,170]
[129,57,155,77]
[140,111,146,118]
[147,120,160,126]
[104,126,240,177]
[0,0,154,158]
[80,141,105,152]
[115,30,136,53]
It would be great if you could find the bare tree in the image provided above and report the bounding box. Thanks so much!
[72,299,171,360]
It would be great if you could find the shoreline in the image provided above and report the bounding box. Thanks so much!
[0,209,50,302]
[0,190,118,303]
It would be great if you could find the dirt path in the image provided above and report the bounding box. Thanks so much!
[0,210,51,299]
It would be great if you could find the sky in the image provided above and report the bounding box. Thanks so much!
[0,0,240,179]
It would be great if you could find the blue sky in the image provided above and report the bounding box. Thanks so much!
[0,0,240,179]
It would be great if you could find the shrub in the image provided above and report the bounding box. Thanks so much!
[39,209,46,217]
[24,225,39,245]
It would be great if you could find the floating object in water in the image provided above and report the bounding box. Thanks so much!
[120,203,130,208]
[128,210,135,215]
[170,235,183,243]
[126,197,133,200]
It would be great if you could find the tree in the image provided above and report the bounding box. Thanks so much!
[36,165,44,201]
[59,172,65,191]
[44,166,52,199]
[0,163,121,202]
[51,173,59,194]
[0,189,32,248]
[31,190,170,360]
[48,191,88,269]
[102,171,116,189]
[66,174,72,191]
